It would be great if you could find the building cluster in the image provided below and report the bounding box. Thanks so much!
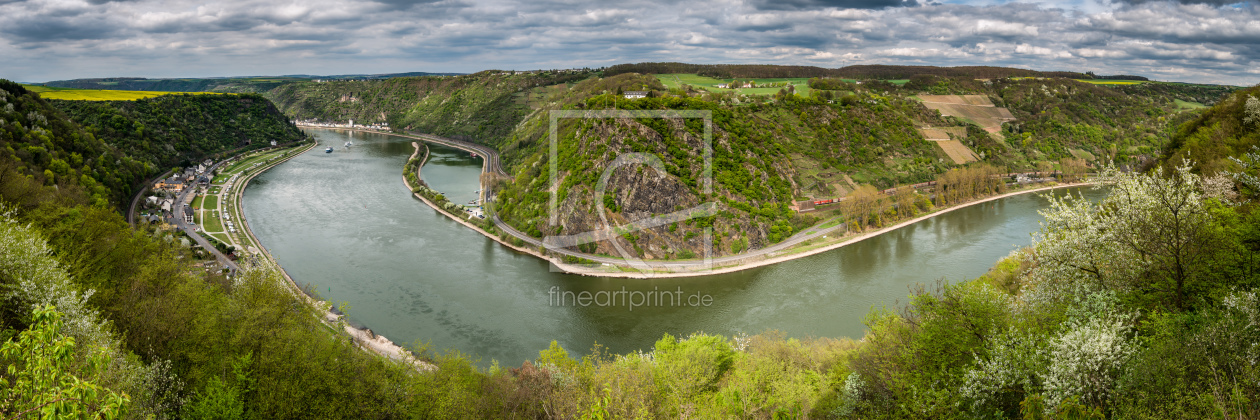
[153,159,214,194]
[144,159,214,224]
[296,119,390,131]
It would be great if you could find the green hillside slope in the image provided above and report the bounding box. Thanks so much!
[50,93,308,172]
[261,67,1239,258]
[1161,84,1260,175]
[0,80,149,206]
[265,70,592,146]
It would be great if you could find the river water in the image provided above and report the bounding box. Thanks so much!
[243,128,1105,365]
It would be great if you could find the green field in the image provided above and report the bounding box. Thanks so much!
[202,195,219,210]
[1175,99,1207,110]
[655,74,909,97]
[23,85,67,93]
[1075,79,1146,85]
[202,210,225,233]
[221,149,289,175]
[207,232,231,244]
[655,74,813,97]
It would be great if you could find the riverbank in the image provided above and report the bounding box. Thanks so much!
[404,142,548,261]
[232,139,435,371]
[397,139,1094,278]
[588,181,1096,278]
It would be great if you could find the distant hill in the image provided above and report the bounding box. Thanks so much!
[604,62,1087,80]
[264,70,592,146]
[1161,84,1260,175]
[40,71,465,93]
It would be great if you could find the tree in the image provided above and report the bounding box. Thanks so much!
[1059,158,1087,182]
[843,184,885,228]
[1244,95,1260,127]
[892,186,919,219]
[1028,163,1239,310]
[0,305,130,419]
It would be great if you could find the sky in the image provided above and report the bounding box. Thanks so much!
[1,0,1257,85]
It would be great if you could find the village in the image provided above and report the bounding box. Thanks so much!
[295,118,391,131]
[135,142,314,273]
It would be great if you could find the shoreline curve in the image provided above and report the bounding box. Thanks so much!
[389,133,1094,279]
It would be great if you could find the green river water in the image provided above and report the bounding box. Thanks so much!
[242,128,1104,365]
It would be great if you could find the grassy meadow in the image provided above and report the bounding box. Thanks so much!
[1174,98,1207,110]
[655,74,910,97]
[1074,79,1146,85]
[656,73,814,96]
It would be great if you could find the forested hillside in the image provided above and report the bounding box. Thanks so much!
[493,73,953,257]
[488,73,1227,258]
[3,73,1257,418]
[264,70,592,146]
[1161,84,1260,176]
[260,66,1239,258]
[0,78,476,419]
[50,94,307,173]
[0,80,149,206]
[604,62,1087,79]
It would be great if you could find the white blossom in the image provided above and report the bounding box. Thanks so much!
[831,372,866,417]
[1026,162,1218,309]
[1245,95,1260,127]
[961,328,1049,408]
[1229,146,1260,194]
[1041,304,1135,410]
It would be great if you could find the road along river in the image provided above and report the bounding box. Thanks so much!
[243,128,1106,366]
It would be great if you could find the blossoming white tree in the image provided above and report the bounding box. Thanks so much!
[1027,162,1232,310]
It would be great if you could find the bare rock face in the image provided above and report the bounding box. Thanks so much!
[613,164,696,222]
[526,113,802,260]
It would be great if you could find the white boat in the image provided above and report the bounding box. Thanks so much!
[344,141,353,147]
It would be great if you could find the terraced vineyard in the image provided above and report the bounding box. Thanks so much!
[916,94,1016,133]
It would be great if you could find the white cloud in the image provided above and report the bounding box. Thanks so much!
[0,0,1257,85]
[975,20,1039,37]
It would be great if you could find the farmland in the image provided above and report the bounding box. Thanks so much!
[23,84,220,101]
[915,94,1016,133]
[655,74,912,98]
[935,139,980,164]
[1075,79,1146,85]
[655,73,814,96]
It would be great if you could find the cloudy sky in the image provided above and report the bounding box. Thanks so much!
[1,0,1257,85]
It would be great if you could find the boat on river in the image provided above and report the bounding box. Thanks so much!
[325,147,334,153]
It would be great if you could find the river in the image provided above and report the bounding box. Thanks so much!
[243,128,1106,365]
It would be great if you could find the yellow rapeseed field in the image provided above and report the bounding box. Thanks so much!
[22,85,222,101]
